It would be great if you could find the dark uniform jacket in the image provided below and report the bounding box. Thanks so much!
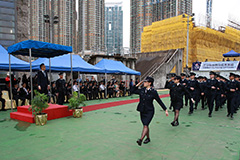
[198,82,206,94]
[187,79,199,96]
[131,86,167,112]
[56,79,66,93]
[225,80,238,98]
[206,78,219,94]
[166,83,192,103]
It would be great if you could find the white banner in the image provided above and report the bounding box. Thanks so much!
[199,61,240,71]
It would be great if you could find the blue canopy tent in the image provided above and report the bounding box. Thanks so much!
[0,45,31,70]
[223,50,240,57]
[32,54,103,73]
[8,40,72,112]
[94,59,141,75]
[94,59,141,96]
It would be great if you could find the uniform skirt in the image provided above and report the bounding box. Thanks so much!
[140,110,154,126]
[172,101,183,111]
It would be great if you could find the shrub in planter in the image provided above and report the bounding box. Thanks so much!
[68,92,86,118]
[29,90,49,125]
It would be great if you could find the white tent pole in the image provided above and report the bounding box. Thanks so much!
[29,49,33,116]
[125,73,127,96]
[105,73,107,99]
[70,53,73,94]
[9,53,13,112]
[49,58,52,103]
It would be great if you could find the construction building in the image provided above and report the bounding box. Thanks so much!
[130,0,192,53]
[105,2,123,55]
[78,0,105,53]
[141,15,240,68]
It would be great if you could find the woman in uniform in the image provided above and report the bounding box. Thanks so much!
[131,76,169,146]
[167,76,194,126]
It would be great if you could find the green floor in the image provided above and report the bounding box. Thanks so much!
[0,91,239,160]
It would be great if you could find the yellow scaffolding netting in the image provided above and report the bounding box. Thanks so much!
[141,15,240,71]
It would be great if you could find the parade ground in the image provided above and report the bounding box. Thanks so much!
[0,90,239,160]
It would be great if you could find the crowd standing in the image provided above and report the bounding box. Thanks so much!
[165,71,240,126]
[0,63,135,111]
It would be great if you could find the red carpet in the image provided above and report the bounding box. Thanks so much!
[10,94,169,123]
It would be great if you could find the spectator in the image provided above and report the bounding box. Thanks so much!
[0,88,6,111]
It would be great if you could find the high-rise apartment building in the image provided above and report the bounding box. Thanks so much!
[78,0,105,53]
[105,2,123,55]
[130,0,192,53]
[0,0,16,49]
[28,0,77,52]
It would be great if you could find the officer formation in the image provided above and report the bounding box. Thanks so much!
[166,71,240,122]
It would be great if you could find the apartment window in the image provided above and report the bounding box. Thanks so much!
[109,22,112,30]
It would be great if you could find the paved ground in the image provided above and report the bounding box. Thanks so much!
[0,90,240,160]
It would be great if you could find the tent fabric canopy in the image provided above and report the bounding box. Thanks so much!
[94,59,141,75]
[8,40,72,58]
[0,45,31,71]
[223,50,240,57]
[32,54,104,73]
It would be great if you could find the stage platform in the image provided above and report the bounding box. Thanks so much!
[10,94,170,123]
[10,104,73,123]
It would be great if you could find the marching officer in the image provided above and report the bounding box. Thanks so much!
[56,72,66,105]
[206,71,219,117]
[215,74,224,110]
[165,73,176,110]
[198,76,206,110]
[225,73,238,119]
[187,72,198,114]
[180,73,188,106]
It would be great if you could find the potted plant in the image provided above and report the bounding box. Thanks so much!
[29,90,49,126]
[68,92,86,118]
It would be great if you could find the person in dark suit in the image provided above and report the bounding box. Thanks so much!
[0,89,6,111]
[19,82,31,106]
[187,72,199,114]
[226,73,238,119]
[56,72,66,105]
[167,76,194,126]
[206,71,219,117]
[131,77,168,146]
[37,63,50,95]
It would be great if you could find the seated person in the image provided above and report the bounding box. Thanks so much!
[12,82,20,107]
[73,81,79,93]
[48,82,57,103]
[0,88,6,111]
[114,81,120,97]
[19,82,31,106]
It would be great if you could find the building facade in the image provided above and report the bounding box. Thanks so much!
[0,0,16,49]
[78,0,105,53]
[105,2,123,55]
[28,0,77,52]
[130,0,192,53]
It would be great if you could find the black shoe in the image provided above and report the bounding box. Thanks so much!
[208,114,212,117]
[194,107,197,110]
[227,113,230,117]
[136,139,142,146]
[188,111,193,115]
[171,121,179,126]
[143,138,151,144]
[171,121,175,126]
[230,115,234,119]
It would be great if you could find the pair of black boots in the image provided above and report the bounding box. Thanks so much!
[136,138,150,146]
[171,121,179,126]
